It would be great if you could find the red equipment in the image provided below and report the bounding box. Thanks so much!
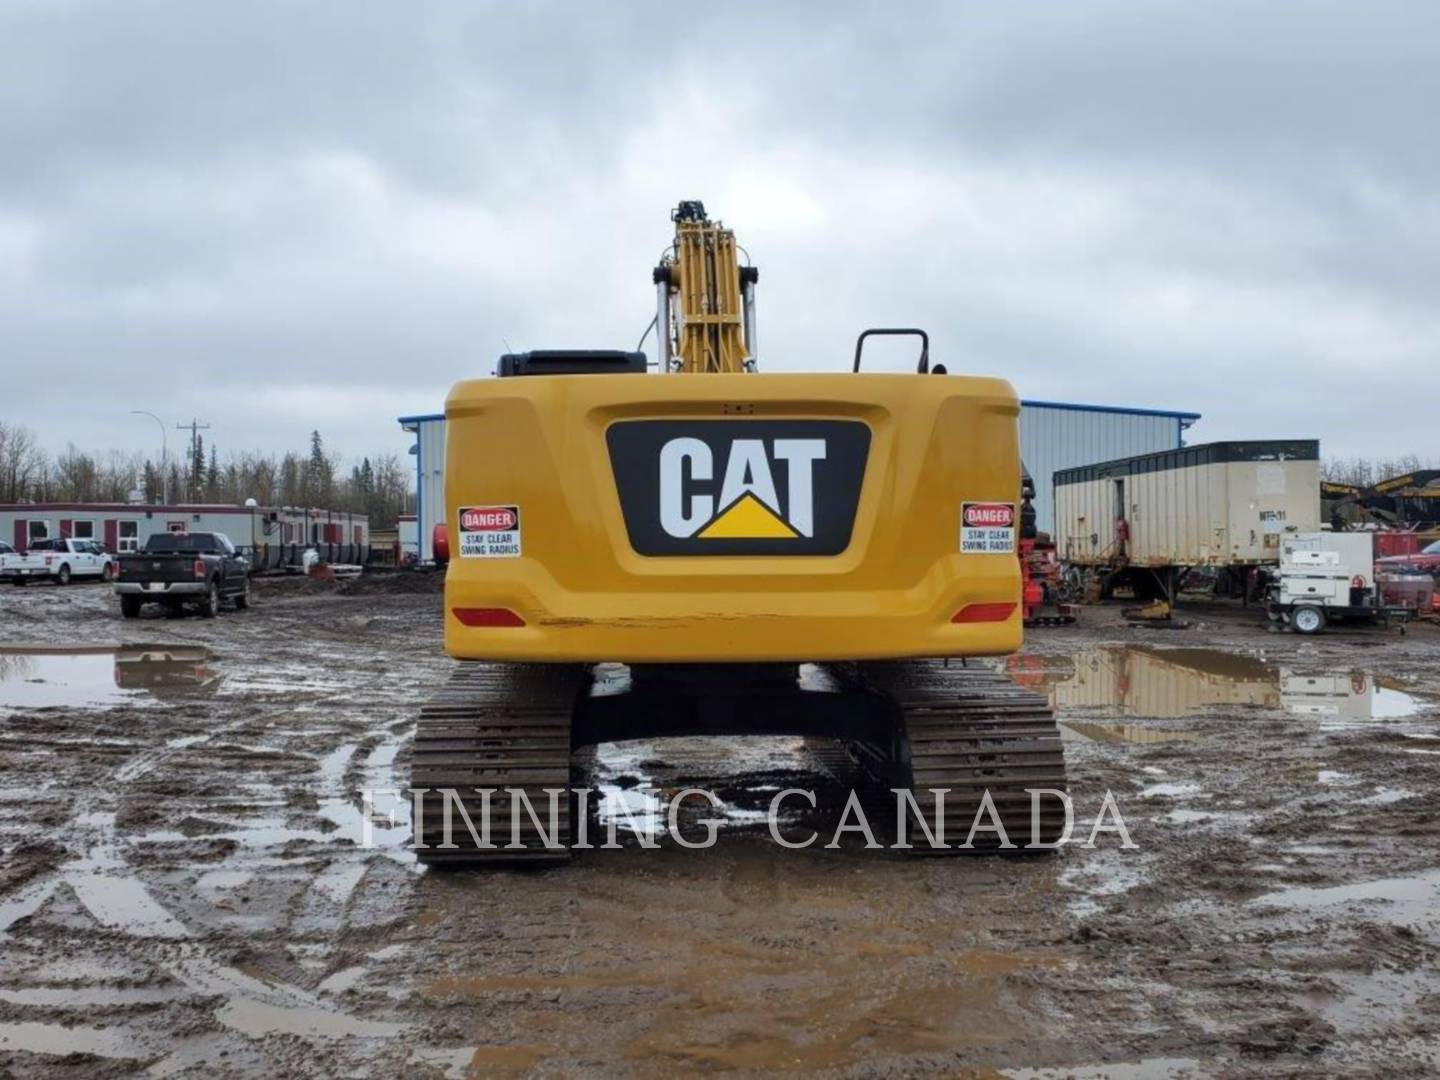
[1021,535,1077,626]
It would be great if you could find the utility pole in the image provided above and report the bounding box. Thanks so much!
[176,418,211,502]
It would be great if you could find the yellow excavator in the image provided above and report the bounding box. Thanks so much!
[412,201,1066,863]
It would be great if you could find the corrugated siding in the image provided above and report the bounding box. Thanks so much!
[1056,457,1320,566]
[400,403,1185,554]
[1019,406,1181,535]
[416,419,447,563]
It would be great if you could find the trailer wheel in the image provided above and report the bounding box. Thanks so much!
[1292,605,1326,635]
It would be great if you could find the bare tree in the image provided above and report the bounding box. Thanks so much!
[0,422,47,502]
[1323,454,1440,488]
[0,420,414,527]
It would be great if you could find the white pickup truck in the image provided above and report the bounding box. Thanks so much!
[4,538,116,586]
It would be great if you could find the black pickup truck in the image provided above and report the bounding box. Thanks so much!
[114,532,251,618]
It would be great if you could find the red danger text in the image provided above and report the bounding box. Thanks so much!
[963,503,1014,528]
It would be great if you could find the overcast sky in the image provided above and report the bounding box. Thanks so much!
[3,1,1436,469]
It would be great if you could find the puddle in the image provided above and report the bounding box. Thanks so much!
[1009,646,1426,723]
[0,644,218,711]
[1060,858,1150,917]
[1358,788,1415,806]
[0,985,179,1007]
[1138,782,1201,799]
[1249,868,1440,932]
[0,1019,151,1062]
[1162,809,1217,824]
[317,965,369,995]
[215,997,405,1039]
[1006,1058,1204,1079]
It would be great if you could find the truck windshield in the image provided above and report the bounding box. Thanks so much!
[144,534,227,554]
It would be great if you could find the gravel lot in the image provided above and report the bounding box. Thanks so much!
[0,576,1437,1076]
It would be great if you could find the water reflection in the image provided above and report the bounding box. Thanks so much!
[1008,647,1423,722]
[0,645,219,711]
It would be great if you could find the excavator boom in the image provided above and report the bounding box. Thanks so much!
[655,201,757,374]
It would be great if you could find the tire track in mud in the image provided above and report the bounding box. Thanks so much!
[0,584,475,1074]
[0,723,415,1063]
[4,583,1440,1074]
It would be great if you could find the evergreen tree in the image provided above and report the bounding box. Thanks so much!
[305,430,334,506]
[166,461,184,505]
[280,453,302,506]
[142,459,162,503]
[205,443,221,501]
[189,434,206,501]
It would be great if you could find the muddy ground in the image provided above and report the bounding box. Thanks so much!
[0,575,1437,1077]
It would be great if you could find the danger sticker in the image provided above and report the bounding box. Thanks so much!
[458,505,522,558]
[960,502,1015,553]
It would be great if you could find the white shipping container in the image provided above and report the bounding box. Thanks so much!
[1054,440,1320,568]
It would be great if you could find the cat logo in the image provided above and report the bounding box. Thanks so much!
[607,420,870,556]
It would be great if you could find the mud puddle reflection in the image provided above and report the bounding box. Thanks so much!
[0,644,218,712]
[1249,867,1440,933]
[1007,646,1429,725]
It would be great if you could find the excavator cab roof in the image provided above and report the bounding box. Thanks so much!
[497,350,647,377]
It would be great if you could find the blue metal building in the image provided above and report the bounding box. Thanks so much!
[1020,400,1200,534]
[400,399,1200,560]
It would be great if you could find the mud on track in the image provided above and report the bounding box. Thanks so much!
[0,577,1438,1076]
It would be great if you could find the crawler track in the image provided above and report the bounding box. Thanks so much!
[412,659,1067,863]
[411,663,588,866]
[852,661,1069,852]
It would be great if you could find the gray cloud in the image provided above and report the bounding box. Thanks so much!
[2,0,1437,466]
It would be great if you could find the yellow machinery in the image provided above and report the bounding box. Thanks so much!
[413,202,1066,864]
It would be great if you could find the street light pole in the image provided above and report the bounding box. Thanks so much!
[131,410,167,504]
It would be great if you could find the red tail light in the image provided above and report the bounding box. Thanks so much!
[193,559,206,578]
[452,607,525,627]
[951,602,1018,624]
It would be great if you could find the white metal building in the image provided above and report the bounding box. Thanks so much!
[399,398,1199,561]
[399,413,446,564]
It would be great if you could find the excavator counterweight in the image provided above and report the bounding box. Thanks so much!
[412,202,1068,864]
